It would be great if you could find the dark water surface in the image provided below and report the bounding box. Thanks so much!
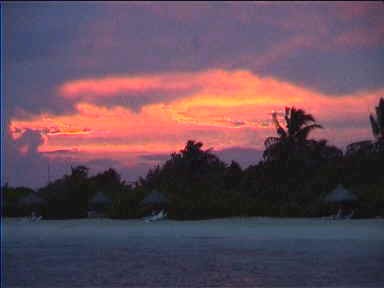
[5,218,384,287]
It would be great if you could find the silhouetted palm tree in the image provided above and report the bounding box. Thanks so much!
[263,107,323,161]
[346,97,384,156]
[370,97,384,142]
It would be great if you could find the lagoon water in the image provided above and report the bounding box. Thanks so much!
[4,218,384,287]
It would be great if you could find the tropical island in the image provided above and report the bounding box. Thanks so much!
[3,98,383,220]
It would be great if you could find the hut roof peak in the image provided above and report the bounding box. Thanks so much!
[141,190,168,206]
[18,192,46,206]
[90,191,112,205]
[324,184,358,203]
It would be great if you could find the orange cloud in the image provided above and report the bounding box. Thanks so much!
[59,73,201,99]
[10,69,383,167]
[9,117,93,139]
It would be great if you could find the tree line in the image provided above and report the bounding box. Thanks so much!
[3,98,384,219]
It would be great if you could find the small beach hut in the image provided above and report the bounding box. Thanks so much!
[18,193,47,217]
[325,184,358,203]
[324,184,358,218]
[141,190,168,206]
[88,191,112,216]
[140,190,168,215]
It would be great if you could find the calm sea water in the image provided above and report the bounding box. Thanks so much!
[5,219,384,287]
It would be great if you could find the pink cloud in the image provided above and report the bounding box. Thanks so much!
[334,26,384,48]
[10,69,383,173]
[250,35,316,68]
[59,73,201,99]
[331,3,382,21]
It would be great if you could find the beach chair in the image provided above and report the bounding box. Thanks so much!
[344,210,354,219]
[332,209,342,220]
[332,208,354,220]
[144,210,166,222]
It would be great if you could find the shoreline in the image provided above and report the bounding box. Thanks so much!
[5,216,384,241]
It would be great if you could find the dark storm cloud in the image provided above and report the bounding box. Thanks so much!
[6,2,384,121]
[260,47,384,95]
[5,3,101,117]
[5,129,49,188]
[321,117,371,130]
[5,2,384,188]
[65,86,201,113]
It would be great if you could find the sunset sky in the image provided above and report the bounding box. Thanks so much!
[4,2,384,188]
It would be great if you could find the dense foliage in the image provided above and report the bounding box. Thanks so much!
[3,98,384,219]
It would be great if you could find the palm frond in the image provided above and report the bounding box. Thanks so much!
[369,98,384,140]
[272,112,287,138]
[294,124,323,141]
[370,114,380,139]
[263,140,285,161]
[264,136,280,148]
[285,107,292,131]
[296,109,316,127]
[377,98,384,137]
[346,140,373,156]
[265,106,323,162]
[286,107,317,136]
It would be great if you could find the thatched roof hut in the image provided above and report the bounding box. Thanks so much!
[89,191,112,206]
[18,193,47,207]
[141,190,168,206]
[324,184,358,203]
